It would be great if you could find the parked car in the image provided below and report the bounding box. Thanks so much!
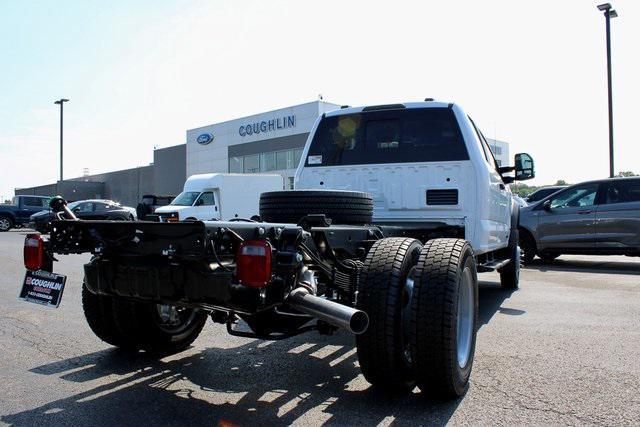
[525,185,567,204]
[29,199,136,233]
[519,177,640,263]
[0,195,50,231]
[23,101,535,400]
[136,194,174,220]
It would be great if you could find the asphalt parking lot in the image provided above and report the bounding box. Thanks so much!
[0,230,639,426]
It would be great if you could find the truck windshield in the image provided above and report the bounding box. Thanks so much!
[305,107,468,167]
[170,191,200,206]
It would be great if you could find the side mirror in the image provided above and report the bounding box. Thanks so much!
[542,200,552,212]
[514,153,535,181]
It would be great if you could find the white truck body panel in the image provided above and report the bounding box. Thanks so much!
[155,173,283,221]
[295,102,513,255]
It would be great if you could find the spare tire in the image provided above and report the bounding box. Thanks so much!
[259,190,374,225]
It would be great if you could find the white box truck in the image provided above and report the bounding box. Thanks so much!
[154,173,283,221]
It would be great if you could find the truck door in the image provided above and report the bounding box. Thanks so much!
[471,120,511,245]
[595,179,640,250]
[19,197,48,223]
[192,191,218,221]
[536,183,599,250]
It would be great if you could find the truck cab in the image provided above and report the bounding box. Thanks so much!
[154,173,283,221]
[295,101,534,256]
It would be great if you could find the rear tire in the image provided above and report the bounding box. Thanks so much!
[356,237,422,392]
[82,283,135,348]
[259,190,373,225]
[410,238,478,398]
[82,280,207,355]
[111,300,207,355]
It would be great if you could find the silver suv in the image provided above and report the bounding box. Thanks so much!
[519,177,640,263]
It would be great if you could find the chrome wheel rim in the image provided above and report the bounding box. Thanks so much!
[457,267,474,368]
[0,218,10,231]
[155,304,197,334]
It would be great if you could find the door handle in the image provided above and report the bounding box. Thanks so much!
[499,183,505,190]
[578,210,593,215]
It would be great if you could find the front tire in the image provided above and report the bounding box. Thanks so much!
[356,237,422,392]
[410,238,478,398]
[0,215,13,232]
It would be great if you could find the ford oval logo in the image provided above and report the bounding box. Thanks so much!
[196,133,213,145]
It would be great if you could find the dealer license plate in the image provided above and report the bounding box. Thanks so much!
[19,270,67,308]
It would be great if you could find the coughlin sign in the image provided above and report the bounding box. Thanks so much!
[239,115,295,137]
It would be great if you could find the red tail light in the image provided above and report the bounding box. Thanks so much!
[236,240,272,288]
[24,233,44,271]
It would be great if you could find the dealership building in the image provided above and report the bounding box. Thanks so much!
[15,100,510,206]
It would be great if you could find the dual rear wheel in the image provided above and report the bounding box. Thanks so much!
[82,283,208,355]
[356,237,478,398]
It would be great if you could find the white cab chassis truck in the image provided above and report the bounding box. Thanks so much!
[23,101,534,400]
[154,173,283,221]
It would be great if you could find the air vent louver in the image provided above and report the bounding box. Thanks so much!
[426,189,459,205]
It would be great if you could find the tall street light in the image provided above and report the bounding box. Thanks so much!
[597,3,618,178]
[54,98,69,181]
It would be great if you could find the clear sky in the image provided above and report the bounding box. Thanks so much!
[1,0,638,201]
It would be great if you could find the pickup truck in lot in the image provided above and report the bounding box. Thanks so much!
[20,101,534,399]
[0,195,50,231]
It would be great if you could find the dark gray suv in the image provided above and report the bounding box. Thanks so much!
[519,177,640,263]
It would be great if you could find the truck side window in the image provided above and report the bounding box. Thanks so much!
[198,192,215,206]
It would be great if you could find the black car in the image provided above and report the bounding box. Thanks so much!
[136,194,174,220]
[29,199,136,233]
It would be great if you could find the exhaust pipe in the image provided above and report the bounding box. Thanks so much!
[288,288,369,335]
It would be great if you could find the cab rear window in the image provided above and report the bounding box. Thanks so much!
[306,108,468,167]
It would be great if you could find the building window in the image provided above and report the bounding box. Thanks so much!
[288,177,295,189]
[260,152,277,172]
[229,157,243,173]
[244,155,260,173]
[276,151,289,170]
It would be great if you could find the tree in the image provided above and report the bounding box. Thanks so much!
[555,180,568,186]
[617,171,637,177]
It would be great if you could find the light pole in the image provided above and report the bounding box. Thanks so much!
[54,99,69,181]
[597,3,618,178]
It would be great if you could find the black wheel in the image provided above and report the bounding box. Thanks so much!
[499,228,520,290]
[539,252,560,262]
[410,238,478,398]
[259,190,373,225]
[82,280,207,355]
[356,237,422,392]
[519,228,536,265]
[111,299,208,355]
[0,215,13,232]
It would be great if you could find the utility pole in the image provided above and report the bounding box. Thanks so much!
[54,99,69,181]
[597,4,618,178]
